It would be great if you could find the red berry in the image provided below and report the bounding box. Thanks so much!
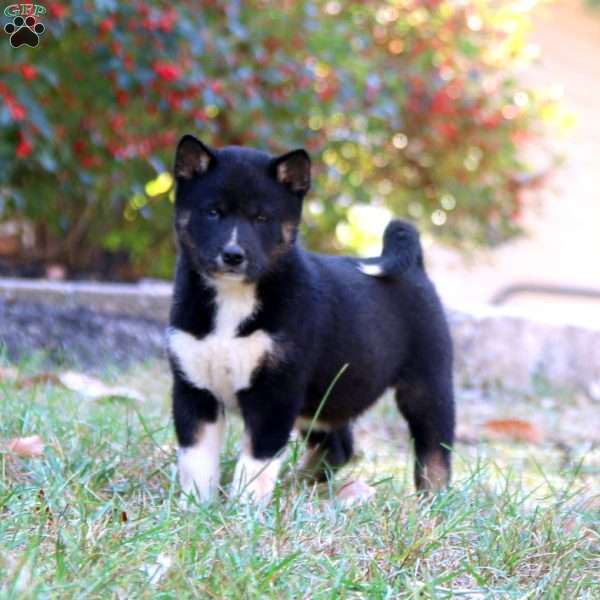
[158,11,176,33]
[153,62,182,82]
[110,115,125,129]
[431,89,452,115]
[167,93,181,109]
[73,140,85,155]
[9,101,26,121]
[48,4,68,18]
[20,64,38,81]
[16,135,33,158]
[318,86,336,102]
[142,18,157,31]
[116,90,129,106]
[439,123,457,141]
[99,18,115,34]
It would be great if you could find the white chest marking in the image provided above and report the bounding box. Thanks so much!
[169,279,274,410]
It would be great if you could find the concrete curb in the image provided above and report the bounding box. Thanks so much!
[0,278,171,321]
[449,306,600,397]
[1,278,598,395]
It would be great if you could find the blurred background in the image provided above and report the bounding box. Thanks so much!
[0,0,598,322]
[428,0,600,327]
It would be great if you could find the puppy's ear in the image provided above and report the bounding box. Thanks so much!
[174,135,215,180]
[270,149,311,196]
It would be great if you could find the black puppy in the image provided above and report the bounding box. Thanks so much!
[168,135,454,504]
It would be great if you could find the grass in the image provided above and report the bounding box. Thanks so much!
[1,359,599,599]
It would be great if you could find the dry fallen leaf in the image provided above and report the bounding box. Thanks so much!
[0,365,19,381]
[1,554,32,594]
[35,489,53,522]
[15,373,63,389]
[0,368,64,390]
[2,368,144,403]
[483,418,543,444]
[336,479,376,507]
[58,371,144,402]
[141,553,172,585]
[7,435,44,457]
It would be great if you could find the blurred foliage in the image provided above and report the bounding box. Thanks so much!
[0,0,567,279]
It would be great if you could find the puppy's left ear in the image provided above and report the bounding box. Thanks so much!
[270,149,311,196]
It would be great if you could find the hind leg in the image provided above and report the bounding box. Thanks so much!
[298,424,354,481]
[395,375,454,492]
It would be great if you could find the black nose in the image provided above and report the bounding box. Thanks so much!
[222,244,246,266]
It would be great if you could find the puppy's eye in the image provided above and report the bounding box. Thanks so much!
[207,208,222,219]
[254,214,269,224]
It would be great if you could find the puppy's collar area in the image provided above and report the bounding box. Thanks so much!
[211,272,247,282]
[202,272,253,291]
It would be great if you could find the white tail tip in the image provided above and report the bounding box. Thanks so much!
[358,262,384,277]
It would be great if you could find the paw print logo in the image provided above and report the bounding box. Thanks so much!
[4,15,45,48]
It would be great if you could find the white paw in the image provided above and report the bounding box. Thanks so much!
[232,452,282,504]
[177,419,224,507]
[178,493,194,511]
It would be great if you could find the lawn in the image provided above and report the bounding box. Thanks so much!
[1,358,598,599]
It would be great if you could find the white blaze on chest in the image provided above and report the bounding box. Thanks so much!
[169,279,274,410]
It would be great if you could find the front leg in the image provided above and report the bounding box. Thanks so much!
[172,372,224,503]
[232,381,299,504]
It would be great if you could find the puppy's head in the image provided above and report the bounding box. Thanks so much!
[173,135,310,282]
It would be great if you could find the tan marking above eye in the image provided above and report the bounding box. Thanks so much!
[281,222,296,244]
[177,210,191,227]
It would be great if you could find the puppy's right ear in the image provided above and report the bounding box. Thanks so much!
[270,149,311,196]
[174,135,215,180]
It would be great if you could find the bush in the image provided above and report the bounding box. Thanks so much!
[0,0,563,278]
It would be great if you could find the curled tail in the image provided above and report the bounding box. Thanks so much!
[358,220,423,278]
